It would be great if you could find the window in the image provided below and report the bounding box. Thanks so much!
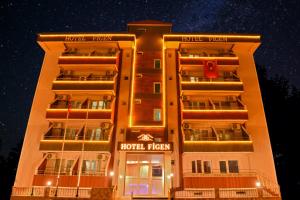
[190,76,199,82]
[191,160,202,173]
[203,161,212,173]
[65,128,77,140]
[219,161,227,173]
[152,165,162,177]
[82,160,98,174]
[154,82,161,94]
[153,109,161,121]
[86,128,103,140]
[91,100,107,109]
[154,59,161,69]
[228,160,239,173]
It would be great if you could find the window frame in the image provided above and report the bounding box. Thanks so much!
[153,82,161,94]
[153,108,162,121]
[154,59,161,69]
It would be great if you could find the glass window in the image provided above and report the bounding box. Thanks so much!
[95,128,102,140]
[153,109,161,121]
[196,160,202,173]
[152,165,162,177]
[228,160,239,173]
[219,161,227,173]
[203,161,212,173]
[154,82,161,94]
[91,101,98,109]
[154,59,161,69]
[65,128,76,140]
[139,165,149,177]
[91,100,106,109]
[192,160,202,173]
[192,161,196,173]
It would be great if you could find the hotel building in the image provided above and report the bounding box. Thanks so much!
[11,20,281,199]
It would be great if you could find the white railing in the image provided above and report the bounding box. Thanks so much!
[11,186,45,196]
[78,187,92,198]
[183,170,257,177]
[12,186,91,198]
[175,188,215,199]
[49,187,77,197]
[219,188,258,198]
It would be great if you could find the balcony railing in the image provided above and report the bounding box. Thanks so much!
[179,51,236,58]
[183,104,245,110]
[11,186,91,198]
[181,75,240,82]
[183,127,250,142]
[37,169,105,176]
[56,75,115,81]
[174,188,215,198]
[62,51,117,57]
[43,126,112,142]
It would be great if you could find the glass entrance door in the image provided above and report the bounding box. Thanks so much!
[125,154,164,196]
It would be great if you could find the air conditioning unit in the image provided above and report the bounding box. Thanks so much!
[134,99,142,104]
[183,123,191,129]
[97,154,103,160]
[46,153,56,159]
[136,73,143,78]
[98,154,108,161]
[232,123,241,130]
[101,122,111,129]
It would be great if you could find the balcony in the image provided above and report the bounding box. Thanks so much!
[39,124,113,151]
[180,75,243,94]
[11,186,115,199]
[182,125,253,152]
[181,98,248,121]
[175,170,281,199]
[178,48,239,72]
[58,49,119,71]
[52,74,117,95]
[32,153,111,188]
[46,99,114,121]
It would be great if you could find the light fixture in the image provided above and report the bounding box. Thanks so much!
[109,171,114,176]
[170,173,174,177]
[256,181,261,187]
[167,175,171,179]
[46,181,52,186]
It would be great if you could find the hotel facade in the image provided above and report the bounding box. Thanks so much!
[11,20,281,199]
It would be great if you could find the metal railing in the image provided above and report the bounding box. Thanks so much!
[219,188,258,198]
[12,186,92,198]
[183,169,258,177]
[181,75,240,82]
[62,51,117,57]
[36,169,105,176]
[183,128,250,142]
[180,52,236,58]
[56,75,115,81]
[11,186,45,197]
[175,188,215,199]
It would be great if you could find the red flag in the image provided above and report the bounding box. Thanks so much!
[204,60,218,78]
[67,96,72,112]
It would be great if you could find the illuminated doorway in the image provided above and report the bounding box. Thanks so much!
[124,154,164,196]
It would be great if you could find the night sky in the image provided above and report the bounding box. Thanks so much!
[0,0,299,156]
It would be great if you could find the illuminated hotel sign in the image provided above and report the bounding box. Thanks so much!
[118,142,173,151]
[163,35,260,43]
[118,133,173,151]
[37,34,135,42]
[182,36,228,42]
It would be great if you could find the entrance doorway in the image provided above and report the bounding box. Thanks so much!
[124,154,164,196]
